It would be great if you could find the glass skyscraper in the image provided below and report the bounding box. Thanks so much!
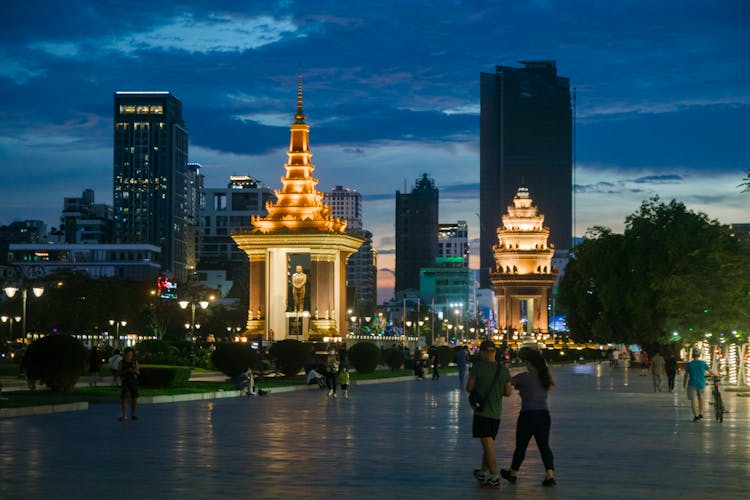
[113,92,191,281]
[479,61,572,287]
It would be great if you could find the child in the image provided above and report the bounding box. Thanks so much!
[340,366,350,398]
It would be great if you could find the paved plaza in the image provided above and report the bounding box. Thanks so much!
[1,363,748,499]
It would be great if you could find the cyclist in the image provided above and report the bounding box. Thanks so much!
[683,351,710,422]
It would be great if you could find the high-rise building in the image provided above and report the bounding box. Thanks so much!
[61,189,113,244]
[479,61,572,287]
[113,91,192,281]
[199,175,275,266]
[324,186,376,314]
[438,220,469,267]
[395,173,439,295]
[323,186,362,230]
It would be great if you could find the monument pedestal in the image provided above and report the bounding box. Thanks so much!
[286,311,310,339]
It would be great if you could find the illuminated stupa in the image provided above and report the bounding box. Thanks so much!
[251,79,347,234]
[233,76,363,340]
[491,187,557,335]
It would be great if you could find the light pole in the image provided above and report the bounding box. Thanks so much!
[1,315,22,342]
[109,319,127,348]
[4,285,44,339]
[179,300,209,341]
[405,320,413,348]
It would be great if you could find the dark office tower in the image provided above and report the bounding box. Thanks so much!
[113,92,191,281]
[479,61,572,287]
[395,173,439,295]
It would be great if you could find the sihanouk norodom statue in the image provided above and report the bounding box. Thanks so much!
[291,265,307,312]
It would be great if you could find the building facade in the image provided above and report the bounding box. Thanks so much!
[480,61,572,287]
[7,243,161,281]
[324,186,376,315]
[438,220,469,267]
[61,189,113,244]
[113,91,192,282]
[395,173,439,295]
[198,175,275,297]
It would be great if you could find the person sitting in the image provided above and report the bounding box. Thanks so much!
[306,368,326,388]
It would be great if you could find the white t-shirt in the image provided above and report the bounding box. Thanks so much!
[109,354,123,370]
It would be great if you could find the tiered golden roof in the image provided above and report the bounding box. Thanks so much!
[493,187,555,275]
[251,77,347,234]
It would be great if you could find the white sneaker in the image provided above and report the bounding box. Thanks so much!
[332,393,337,398]
[327,390,333,396]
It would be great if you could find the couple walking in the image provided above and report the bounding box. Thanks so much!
[467,340,556,489]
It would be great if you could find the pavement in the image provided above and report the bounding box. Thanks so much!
[0,363,748,499]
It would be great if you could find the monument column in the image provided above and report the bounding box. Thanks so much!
[246,251,266,332]
[311,253,335,317]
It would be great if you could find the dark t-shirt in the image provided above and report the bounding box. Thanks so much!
[469,360,511,420]
[513,371,549,412]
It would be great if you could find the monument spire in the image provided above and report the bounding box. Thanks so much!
[250,74,346,234]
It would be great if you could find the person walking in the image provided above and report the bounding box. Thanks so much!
[88,347,102,387]
[431,351,440,380]
[466,340,512,489]
[665,353,678,392]
[118,347,140,421]
[650,351,666,392]
[326,354,340,398]
[108,349,123,386]
[340,366,350,398]
[640,350,649,376]
[683,351,710,422]
[500,349,556,487]
[455,346,469,390]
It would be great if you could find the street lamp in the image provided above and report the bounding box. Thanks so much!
[179,300,209,341]
[109,319,127,347]
[1,315,22,342]
[4,285,44,338]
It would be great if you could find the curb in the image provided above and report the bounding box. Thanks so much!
[0,402,88,419]
[140,390,242,404]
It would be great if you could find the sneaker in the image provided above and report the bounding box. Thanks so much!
[131,415,139,421]
[542,477,556,487]
[473,469,486,482]
[483,477,501,489]
[500,469,517,483]
[118,417,127,422]
[327,390,333,396]
[692,416,701,422]
[698,414,703,420]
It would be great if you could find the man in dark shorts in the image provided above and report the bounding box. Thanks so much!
[466,340,512,489]
[118,347,140,421]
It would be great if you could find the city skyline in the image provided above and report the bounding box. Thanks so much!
[1,1,748,303]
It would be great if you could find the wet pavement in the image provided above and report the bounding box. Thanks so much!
[0,363,748,499]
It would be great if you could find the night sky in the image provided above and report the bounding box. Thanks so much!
[1,1,748,301]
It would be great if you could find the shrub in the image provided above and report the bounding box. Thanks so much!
[24,335,86,392]
[138,365,191,388]
[269,339,308,376]
[348,342,381,373]
[136,339,171,356]
[211,343,259,377]
[434,345,454,368]
[382,348,403,370]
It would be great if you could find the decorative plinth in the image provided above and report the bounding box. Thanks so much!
[286,311,310,339]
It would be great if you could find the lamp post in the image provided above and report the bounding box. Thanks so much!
[179,300,209,341]
[4,285,44,339]
[405,320,413,348]
[109,319,127,348]
[1,315,22,342]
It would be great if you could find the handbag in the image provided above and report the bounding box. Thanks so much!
[469,363,502,411]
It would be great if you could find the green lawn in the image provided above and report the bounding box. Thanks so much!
[0,365,461,410]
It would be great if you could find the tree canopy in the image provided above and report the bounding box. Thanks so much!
[559,197,750,346]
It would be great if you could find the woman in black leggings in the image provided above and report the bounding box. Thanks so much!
[500,349,556,486]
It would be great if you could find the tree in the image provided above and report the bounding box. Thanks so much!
[739,168,750,193]
[559,197,750,346]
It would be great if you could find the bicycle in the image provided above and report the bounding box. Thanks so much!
[711,375,725,422]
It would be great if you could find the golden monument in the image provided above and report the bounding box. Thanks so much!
[233,76,363,340]
[491,187,557,335]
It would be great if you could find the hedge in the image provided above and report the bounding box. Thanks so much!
[138,365,191,388]
[348,342,380,373]
[382,348,403,370]
[211,343,258,377]
[24,335,86,392]
[269,339,308,376]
